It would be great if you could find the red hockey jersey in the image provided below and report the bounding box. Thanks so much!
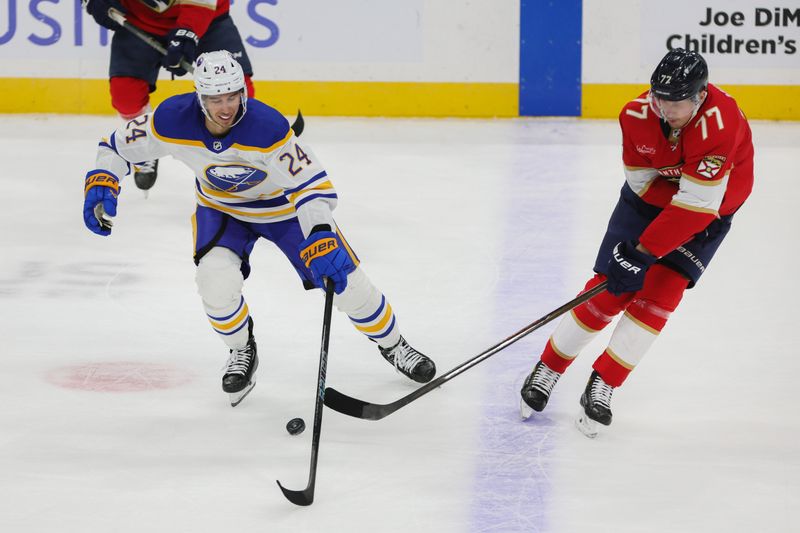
[120,0,230,38]
[618,84,754,258]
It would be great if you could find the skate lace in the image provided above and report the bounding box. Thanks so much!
[224,346,253,376]
[136,160,157,173]
[529,364,561,394]
[391,342,425,374]
[590,376,614,409]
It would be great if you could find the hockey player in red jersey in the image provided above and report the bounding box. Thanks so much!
[84,0,256,192]
[519,48,754,437]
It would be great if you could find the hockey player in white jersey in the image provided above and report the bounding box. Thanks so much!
[82,50,437,406]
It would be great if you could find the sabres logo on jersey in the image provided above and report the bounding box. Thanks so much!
[205,165,268,192]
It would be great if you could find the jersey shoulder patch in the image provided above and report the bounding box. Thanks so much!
[232,99,292,151]
[152,93,204,142]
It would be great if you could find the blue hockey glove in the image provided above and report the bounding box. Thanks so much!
[606,240,657,295]
[299,228,356,294]
[162,28,199,76]
[84,0,125,31]
[83,170,120,237]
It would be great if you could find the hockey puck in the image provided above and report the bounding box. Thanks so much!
[286,417,305,435]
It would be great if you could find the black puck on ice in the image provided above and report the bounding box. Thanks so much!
[286,417,305,435]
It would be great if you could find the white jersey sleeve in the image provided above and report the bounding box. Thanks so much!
[95,114,171,180]
[267,136,337,236]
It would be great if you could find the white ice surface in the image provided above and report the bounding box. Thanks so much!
[0,114,798,533]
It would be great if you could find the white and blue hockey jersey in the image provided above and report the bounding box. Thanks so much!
[95,93,337,235]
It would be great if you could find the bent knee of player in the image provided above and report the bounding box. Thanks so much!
[628,265,690,328]
[639,264,689,311]
[195,247,244,308]
[333,268,377,312]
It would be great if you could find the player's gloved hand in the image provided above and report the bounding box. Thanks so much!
[83,170,120,237]
[299,226,356,294]
[162,28,199,76]
[83,0,125,31]
[606,240,656,295]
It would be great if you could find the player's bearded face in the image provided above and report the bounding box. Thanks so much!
[650,92,704,129]
[203,91,242,127]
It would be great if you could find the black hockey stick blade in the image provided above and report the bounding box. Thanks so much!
[276,481,314,506]
[324,281,609,420]
[276,279,335,505]
[291,110,305,137]
[322,388,372,419]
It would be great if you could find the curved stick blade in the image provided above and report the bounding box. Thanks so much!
[276,480,313,506]
[323,387,368,418]
[323,387,394,421]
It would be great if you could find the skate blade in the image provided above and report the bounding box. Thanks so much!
[519,398,535,420]
[142,189,149,200]
[229,378,256,407]
[575,413,600,439]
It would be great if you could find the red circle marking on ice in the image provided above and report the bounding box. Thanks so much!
[45,362,193,392]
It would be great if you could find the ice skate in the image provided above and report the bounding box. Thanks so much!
[519,361,562,420]
[576,370,614,438]
[222,333,258,407]
[379,336,436,383]
[134,159,158,195]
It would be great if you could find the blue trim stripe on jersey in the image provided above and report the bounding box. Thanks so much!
[194,182,290,209]
[284,171,329,196]
[295,193,338,210]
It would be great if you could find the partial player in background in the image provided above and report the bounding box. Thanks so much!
[519,48,754,437]
[81,51,437,407]
[83,0,255,193]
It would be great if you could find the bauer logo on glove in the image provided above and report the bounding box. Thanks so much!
[84,172,120,195]
[611,243,642,273]
[83,169,120,237]
[301,237,339,267]
[299,230,356,294]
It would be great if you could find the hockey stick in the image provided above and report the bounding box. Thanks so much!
[107,8,194,74]
[105,8,305,136]
[277,278,335,506]
[324,280,609,420]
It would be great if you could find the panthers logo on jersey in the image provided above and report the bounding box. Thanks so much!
[696,155,726,179]
[205,165,268,192]
[137,0,176,14]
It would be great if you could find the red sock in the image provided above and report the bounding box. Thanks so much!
[110,77,151,119]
